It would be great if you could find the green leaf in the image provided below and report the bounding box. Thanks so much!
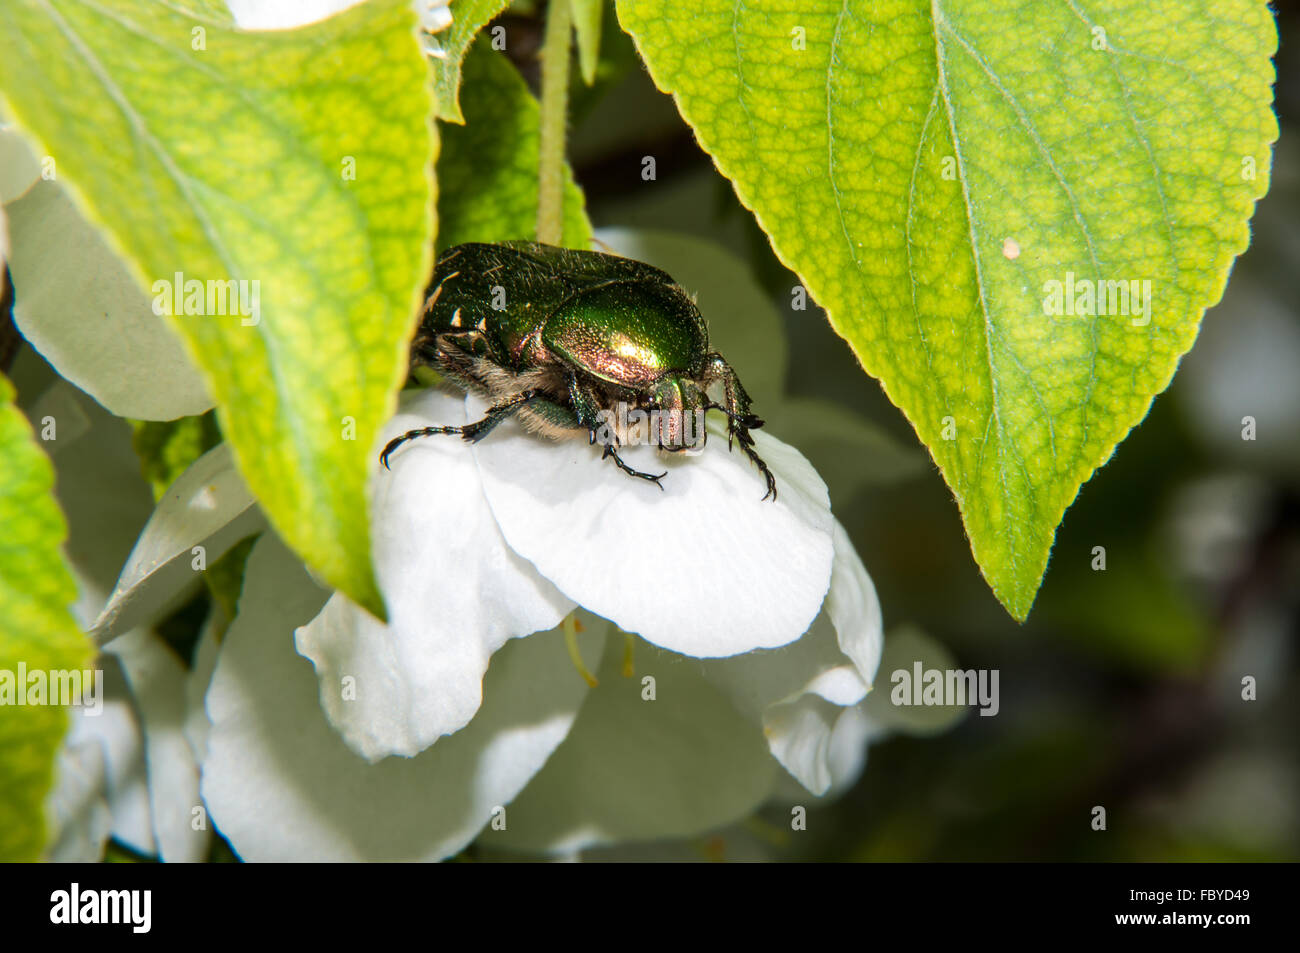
[173,0,233,24]
[0,0,437,619]
[0,374,91,862]
[430,0,511,123]
[618,0,1278,619]
[438,41,591,248]
[570,0,605,85]
[129,412,222,502]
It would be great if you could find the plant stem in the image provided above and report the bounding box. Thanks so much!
[536,0,572,246]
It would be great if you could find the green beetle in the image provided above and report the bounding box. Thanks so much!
[381,241,777,500]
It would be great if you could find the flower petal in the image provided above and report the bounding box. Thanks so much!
[295,389,574,760]
[226,0,365,30]
[62,656,155,856]
[44,727,112,862]
[703,519,884,795]
[704,613,863,717]
[6,182,213,420]
[861,625,970,736]
[107,629,210,862]
[484,633,779,854]
[201,534,604,861]
[91,443,263,646]
[0,124,40,203]
[767,702,880,804]
[183,609,224,766]
[473,404,834,657]
[764,695,881,798]
[824,705,878,794]
[763,694,846,796]
[827,520,884,688]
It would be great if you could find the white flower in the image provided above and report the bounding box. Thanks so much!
[200,534,605,862]
[27,312,890,861]
[189,366,887,859]
[225,0,453,44]
[196,233,891,859]
[18,216,915,860]
[225,1,367,31]
[293,387,845,761]
[197,460,886,857]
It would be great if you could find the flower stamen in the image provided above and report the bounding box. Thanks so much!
[621,631,636,678]
[563,613,598,687]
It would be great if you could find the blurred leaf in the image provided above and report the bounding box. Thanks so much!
[568,1,641,124]
[763,397,927,505]
[1041,545,1212,673]
[130,412,221,501]
[0,0,436,619]
[0,373,90,861]
[431,0,511,122]
[618,0,1279,620]
[570,0,604,85]
[204,532,259,628]
[438,42,591,248]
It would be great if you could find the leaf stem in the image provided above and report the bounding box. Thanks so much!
[536,0,572,246]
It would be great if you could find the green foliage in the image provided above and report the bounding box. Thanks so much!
[0,375,89,861]
[617,0,1279,619]
[570,0,605,85]
[0,0,1288,864]
[430,0,512,122]
[0,0,437,619]
[130,412,222,502]
[439,42,591,248]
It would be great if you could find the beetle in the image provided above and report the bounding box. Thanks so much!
[381,241,777,500]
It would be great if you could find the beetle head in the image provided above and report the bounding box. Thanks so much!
[650,376,707,452]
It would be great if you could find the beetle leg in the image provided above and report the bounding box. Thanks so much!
[600,441,667,490]
[380,389,547,468]
[563,370,667,489]
[562,371,605,447]
[460,390,550,443]
[380,425,461,468]
[728,421,778,502]
[703,354,778,501]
